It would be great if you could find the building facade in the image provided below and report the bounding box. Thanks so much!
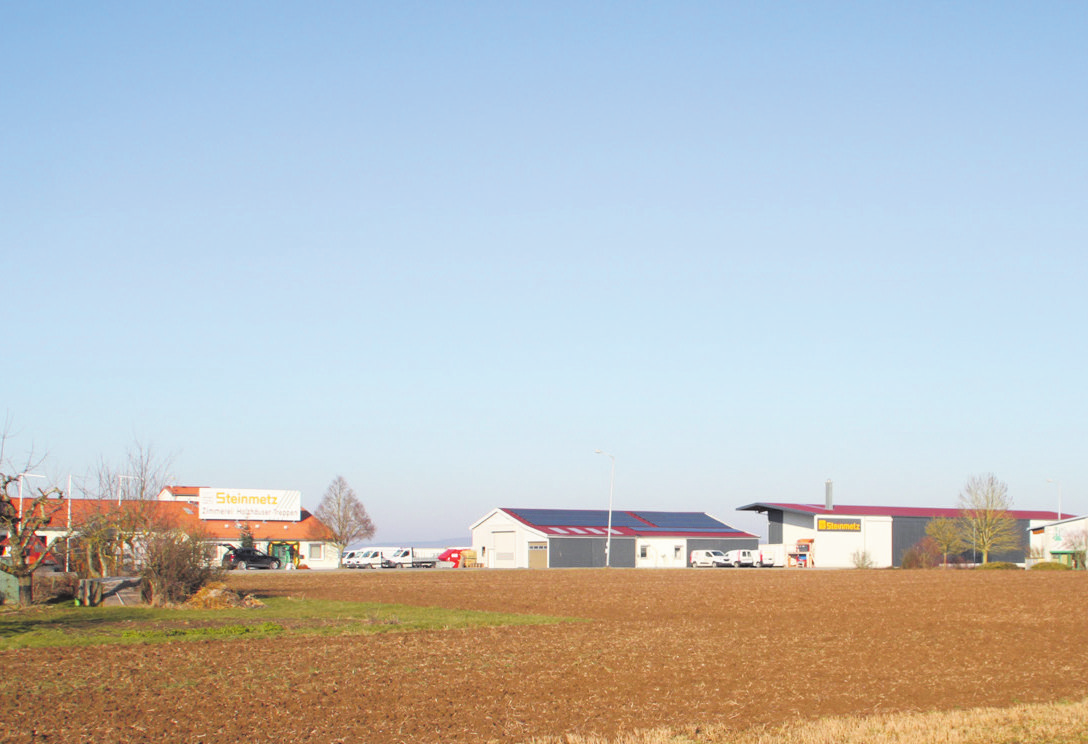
[739,501,1066,568]
[471,508,757,569]
[4,486,340,571]
[1028,515,1088,568]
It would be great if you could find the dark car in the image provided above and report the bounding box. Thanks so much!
[221,547,281,570]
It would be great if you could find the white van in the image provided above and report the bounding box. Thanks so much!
[690,549,729,567]
[356,548,394,568]
[756,545,784,567]
[723,549,757,567]
[341,549,359,568]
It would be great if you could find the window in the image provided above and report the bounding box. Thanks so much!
[674,545,682,559]
[308,543,324,561]
[639,545,648,559]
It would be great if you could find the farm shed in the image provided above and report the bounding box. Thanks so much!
[470,508,757,569]
[1028,515,1088,568]
[739,501,1065,568]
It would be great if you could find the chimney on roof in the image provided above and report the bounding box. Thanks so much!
[825,479,833,511]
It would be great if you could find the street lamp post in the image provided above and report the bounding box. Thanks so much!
[16,472,46,519]
[117,474,137,506]
[594,450,615,568]
[1047,478,1062,521]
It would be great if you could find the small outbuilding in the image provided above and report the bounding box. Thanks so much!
[471,508,757,568]
[1028,515,1088,569]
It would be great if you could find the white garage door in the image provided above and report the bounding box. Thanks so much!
[493,531,516,568]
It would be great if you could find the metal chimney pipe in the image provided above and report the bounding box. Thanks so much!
[825,479,833,511]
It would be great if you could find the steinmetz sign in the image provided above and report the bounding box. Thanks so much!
[198,488,301,522]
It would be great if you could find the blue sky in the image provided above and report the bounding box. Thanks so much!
[4,2,1086,542]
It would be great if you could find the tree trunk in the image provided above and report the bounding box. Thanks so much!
[18,574,32,605]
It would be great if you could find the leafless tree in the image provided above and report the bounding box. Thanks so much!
[93,440,174,502]
[0,428,66,604]
[314,476,375,564]
[957,474,1022,564]
[78,440,175,574]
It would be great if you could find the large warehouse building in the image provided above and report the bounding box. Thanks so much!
[739,500,1065,568]
[471,508,757,568]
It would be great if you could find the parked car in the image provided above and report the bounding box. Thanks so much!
[221,547,281,570]
[690,549,729,567]
[341,550,359,568]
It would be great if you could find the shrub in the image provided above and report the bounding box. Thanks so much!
[32,572,79,603]
[1030,561,1072,571]
[901,537,942,569]
[975,561,1022,570]
[140,528,223,606]
[851,550,875,569]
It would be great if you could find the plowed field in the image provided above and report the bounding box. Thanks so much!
[6,569,1088,743]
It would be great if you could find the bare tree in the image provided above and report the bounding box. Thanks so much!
[78,440,175,574]
[926,517,966,566]
[956,474,1022,564]
[314,476,375,565]
[93,440,174,502]
[0,427,67,604]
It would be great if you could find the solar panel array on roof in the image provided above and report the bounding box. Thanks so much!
[633,511,725,530]
[507,508,649,529]
[504,508,748,536]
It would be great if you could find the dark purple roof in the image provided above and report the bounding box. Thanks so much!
[738,502,1068,521]
[501,508,757,539]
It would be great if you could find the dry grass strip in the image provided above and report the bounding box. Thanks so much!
[529,698,1088,744]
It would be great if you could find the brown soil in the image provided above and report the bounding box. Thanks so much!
[7,569,1088,743]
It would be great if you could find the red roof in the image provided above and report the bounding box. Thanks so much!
[12,497,331,542]
[739,502,1068,521]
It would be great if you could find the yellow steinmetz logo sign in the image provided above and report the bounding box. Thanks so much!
[216,491,279,506]
[818,518,861,532]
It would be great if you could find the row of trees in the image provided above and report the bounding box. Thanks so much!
[923,473,1047,565]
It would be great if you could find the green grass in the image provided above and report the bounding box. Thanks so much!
[975,561,1023,570]
[0,597,574,650]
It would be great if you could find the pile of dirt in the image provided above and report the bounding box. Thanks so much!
[183,582,265,609]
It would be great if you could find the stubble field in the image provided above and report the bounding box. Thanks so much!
[5,568,1088,743]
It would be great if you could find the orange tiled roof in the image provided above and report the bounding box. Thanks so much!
[12,497,332,543]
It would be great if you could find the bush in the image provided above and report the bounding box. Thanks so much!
[140,528,223,606]
[1030,561,1072,571]
[975,561,1022,570]
[901,537,942,569]
[32,572,78,603]
[851,550,875,569]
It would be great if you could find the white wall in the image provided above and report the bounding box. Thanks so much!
[781,511,815,547]
[471,510,544,569]
[813,517,893,568]
[1029,516,1088,564]
[635,538,687,568]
